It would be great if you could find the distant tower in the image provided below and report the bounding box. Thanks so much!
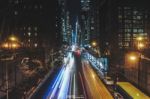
[80,0,91,46]
[58,0,72,45]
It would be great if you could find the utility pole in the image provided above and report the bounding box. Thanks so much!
[6,62,9,99]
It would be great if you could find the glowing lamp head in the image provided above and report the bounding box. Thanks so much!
[137,37,143,41]
[2,43,9,48]
[129,55,137,61]
[9,36,18,41]
[92,41,97,47]
[138,43,144,49]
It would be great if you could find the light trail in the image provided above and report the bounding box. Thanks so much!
[69,73,73,98]
[73,74,76,99]
[57,54,75,99]
[48,67,65,99]
[43,52,79,99]
[43,66,65,99]
[52,67,65,89]
[57,66,71,99]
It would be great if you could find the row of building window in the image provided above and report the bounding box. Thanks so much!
[23,5,43,9]
[23,32,38,37]
[119,15,144,20]
[119,29,144,33]
[119,33,147,36]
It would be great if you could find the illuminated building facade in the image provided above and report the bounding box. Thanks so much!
[118,6,149,49]
[58,0,72,45]
[80,0,91,46]
[80,0,100,47]
[99,0,150,95]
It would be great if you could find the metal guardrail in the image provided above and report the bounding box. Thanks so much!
[83,52,106,79]
[28,68,54,99]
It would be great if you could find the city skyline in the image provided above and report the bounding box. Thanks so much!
[0,0,150,98]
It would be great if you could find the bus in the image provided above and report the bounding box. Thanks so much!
[116,82,150,99]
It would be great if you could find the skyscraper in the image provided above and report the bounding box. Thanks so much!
[58,0,72,45]
[99,0,150,95]
[80,0,91,46]
[118,6,149,49]
[80,0,100,47]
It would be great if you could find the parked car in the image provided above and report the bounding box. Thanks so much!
[21,57,29,64]
[103,76,114,85]
[114,92,124,99]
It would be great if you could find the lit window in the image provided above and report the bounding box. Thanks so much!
[137,16,141,19]
[125,29,131,32]
[118,15,122,19]
[28,27,31,31]
[35,33,37,36]
[28,32,31,36]
[133,20,136,24]
[133,29,137,33]
[133,11,138,15]
[91,27,94,30]
[14,11,18,15]
[138,29,143,33]
[91,20,94,23]
[34,27,37,31]
[34,43,38,47]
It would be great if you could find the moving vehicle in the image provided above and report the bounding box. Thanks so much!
[103,76,114,85]
[114,92,124,99]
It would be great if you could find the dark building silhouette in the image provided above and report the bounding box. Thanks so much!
[0,0,57,48]
[79,0,100,47]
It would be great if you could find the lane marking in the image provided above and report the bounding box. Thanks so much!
[79,72,87,99]
[73,73,76,99]
[69,72,73,97]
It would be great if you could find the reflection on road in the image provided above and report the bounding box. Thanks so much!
[43,52,113,99]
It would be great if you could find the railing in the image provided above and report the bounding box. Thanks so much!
[83,52,108,78]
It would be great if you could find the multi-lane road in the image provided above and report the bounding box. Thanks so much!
[81,59,113,99]
[33,51,113,99]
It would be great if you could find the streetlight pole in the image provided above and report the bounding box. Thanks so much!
[1,58,13,99]
[138,53,141,87]
[136,36,144,87]
[6,62,9,99]
[1,35,20,98]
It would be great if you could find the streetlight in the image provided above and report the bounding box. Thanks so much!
[137,42,144,50]
[136,36,145,87]
[91,41,101,67]
[137,36,143,41]
[1,35,20,99]
[136,36,144,50]
[8,35,19,42]
[129,55,137,61]
[92,41,97,47]
[128,52,141,87]
[126,52,139,68]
